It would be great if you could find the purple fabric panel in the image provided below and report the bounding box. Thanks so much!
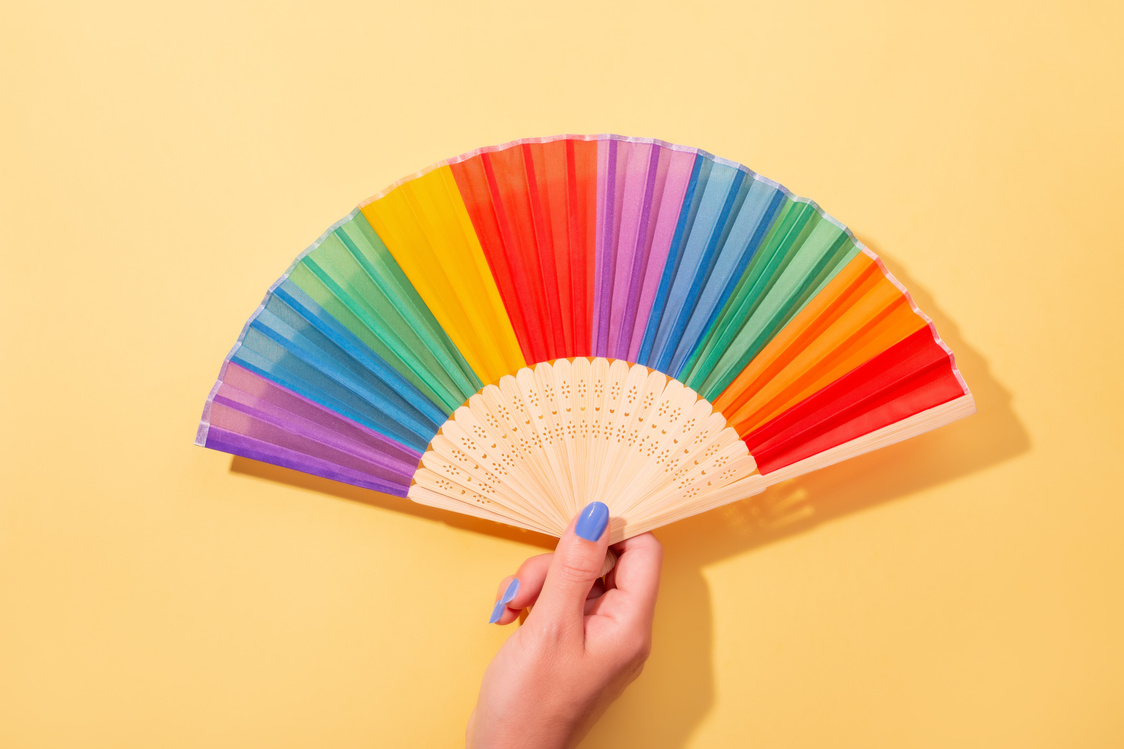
[626,148,698,361]
[202,362,422,494]
[209,396,418,483]
[625,145,668,353]
[608,142,661,359]
[609,144,628,329]
[592,137,617,357]
[211,380,419,474]
[208,397,417,487]
[205,427,411,497]
[220,363,421,466]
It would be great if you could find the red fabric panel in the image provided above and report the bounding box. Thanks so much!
[450,139,598,363]
[481,147,553,360]
[745,328,967,473]
[448,155,538,363]
[568,139,597,357]
[521,143,566,357]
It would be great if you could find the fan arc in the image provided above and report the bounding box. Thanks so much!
[197,135,974,543]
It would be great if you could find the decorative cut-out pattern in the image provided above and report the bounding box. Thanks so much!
[410,358,764,542]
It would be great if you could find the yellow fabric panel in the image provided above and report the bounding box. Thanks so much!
[360,166,525,385]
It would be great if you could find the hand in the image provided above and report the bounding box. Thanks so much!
[466,502,663,749]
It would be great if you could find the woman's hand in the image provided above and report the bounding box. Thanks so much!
[466,502,663,749]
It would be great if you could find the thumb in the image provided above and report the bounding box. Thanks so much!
[531,502,611,635]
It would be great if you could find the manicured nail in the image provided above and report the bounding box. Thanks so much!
[575,501,609,542]
[488,578,520,624]
[500,578,520,605]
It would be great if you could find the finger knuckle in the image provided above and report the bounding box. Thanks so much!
[619,630,652,663]
[557,556,601,583]
[608,636,651,683]
[605,631,652,667]
[635,634,653,662]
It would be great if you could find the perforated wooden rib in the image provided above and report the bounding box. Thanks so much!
[409,358,762,542]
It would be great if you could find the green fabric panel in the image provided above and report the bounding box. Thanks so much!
[684,200,861,400]
[288,214,481,414]
[338,218,478,386]
[335,217,481,392]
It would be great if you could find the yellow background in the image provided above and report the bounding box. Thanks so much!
[3,1,1122,746]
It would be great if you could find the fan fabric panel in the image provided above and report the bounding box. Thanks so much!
[203,363,420,496]
[450,138,599,364]
[283,213,481,413]
[712,251,931,432]
[359,166,526,385]
[743,327,967,473]
[198,135,972,534]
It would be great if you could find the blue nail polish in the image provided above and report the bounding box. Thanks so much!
[499,578,520,605]
[488,578,521,623]
[575,501,609,541]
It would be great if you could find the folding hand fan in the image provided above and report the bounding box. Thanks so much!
[197,135,974,544]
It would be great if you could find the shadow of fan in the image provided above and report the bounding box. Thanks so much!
[227,240,1026,749]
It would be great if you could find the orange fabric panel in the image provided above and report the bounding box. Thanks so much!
[714,253,929,435]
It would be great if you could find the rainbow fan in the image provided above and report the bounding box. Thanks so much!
[197,135,974,543]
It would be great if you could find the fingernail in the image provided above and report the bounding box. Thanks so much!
[500,578,520,605]
[575,501,609,542]
[488,578,520,624]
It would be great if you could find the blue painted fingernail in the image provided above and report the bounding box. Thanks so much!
[500,578,520,605]
[575,501,609,541]
[488,578,520,624]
